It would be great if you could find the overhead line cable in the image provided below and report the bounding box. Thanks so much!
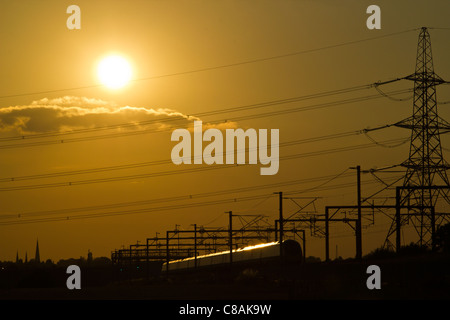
[0,172,355,220]
[0,129,360,182]
[0,194,274,225]
[0,88,413,149]
[0,83,376,142]
[0,175,404,226]
[0,137,408,192]
[0,28,417,100]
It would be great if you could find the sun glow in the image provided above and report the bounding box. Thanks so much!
[97,55,132,89]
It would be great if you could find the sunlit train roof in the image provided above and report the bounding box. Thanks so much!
[165,241,280,265]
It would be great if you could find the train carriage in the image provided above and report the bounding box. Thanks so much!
[163,240,302,272]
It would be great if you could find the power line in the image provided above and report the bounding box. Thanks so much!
[0,172,354,221]
[285,168,351,196]
[0,137,407,192]
[429,27,450,30]
[1,178,403,226]
[0,129,361,182]
[0,83,375,142]
[0,173,404,226]
[374,85,413,102]
[0,28,418,100]
[363,131,410,148]
[0,87,412,149]
[0,194,274,225]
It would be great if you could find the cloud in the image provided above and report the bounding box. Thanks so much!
[0,96,239,136]
[0,96,194,135]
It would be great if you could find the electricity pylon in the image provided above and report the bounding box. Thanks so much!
[384,27,450,249]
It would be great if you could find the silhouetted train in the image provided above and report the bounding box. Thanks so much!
[163,240,302,272]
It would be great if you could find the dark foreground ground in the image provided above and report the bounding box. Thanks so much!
[1,253,449,300]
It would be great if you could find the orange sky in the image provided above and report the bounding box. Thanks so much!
[1,0,450,262]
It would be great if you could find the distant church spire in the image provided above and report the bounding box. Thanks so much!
[35,239,40,263]
[16,250,19,263]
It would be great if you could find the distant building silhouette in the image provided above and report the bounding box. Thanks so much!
[87,250,93,264]
[16,250,19,263]
[35,239,40,263]
[25,251,28,263]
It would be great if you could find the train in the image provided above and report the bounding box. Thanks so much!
[162,240,303,272]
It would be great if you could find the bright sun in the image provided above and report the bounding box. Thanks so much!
[97,55,132,89]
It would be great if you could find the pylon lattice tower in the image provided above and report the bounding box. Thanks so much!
[387,27,450,248]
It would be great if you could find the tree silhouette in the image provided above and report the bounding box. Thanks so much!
[435,222,450,253]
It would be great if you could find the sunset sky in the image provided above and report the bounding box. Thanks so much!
[1,0,450,262]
